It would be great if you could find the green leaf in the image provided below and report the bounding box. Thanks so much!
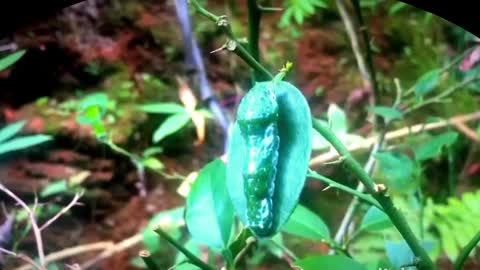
[282,204,330,241]
[227,229,254,259]
[414,132,459,161]
[414,69,441,97]
[0,135,52,156]
[360,206,392,232]
[385,240,435,269]
[40,180,69,198]
[374,151,418,193]
[0,121,26,143]
[186,159,234,251]
[153,113,191,143]
[368,106,403,122]
[0,50,26,71]
[295,255,367,270]
[139,103,186,114]
[142,147,163,157]
[389,2,408,15]
[141,207,185,253]
[142,157,164,171]
[328,104,348,134]
[227,81,312,237]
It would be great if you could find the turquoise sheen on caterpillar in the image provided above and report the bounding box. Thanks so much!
[236,82,280,236]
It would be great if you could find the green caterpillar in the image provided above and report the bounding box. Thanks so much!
[236,81,280,236]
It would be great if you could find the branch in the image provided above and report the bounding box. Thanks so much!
[454,230,480,270]
[331,131,384,247]
[309,111,480,165]
[0,247,45,270]
[139,250,161,270]
[307,169,381,209]
[190,0,273,80]
[403,75,480,114]
[312,120,436,270]
[0,184,45,266]
[39,191,83,231]
[153,226,215,270]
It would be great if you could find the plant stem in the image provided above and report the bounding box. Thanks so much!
[453,230,480,270]
[153,226,215,270]
[190,0,273,80]
[312,119,437,270]
[246,0,262,81]
[403,75,480,115]
[139,250,161,270]
[231,40,273,80]
[350,0,380,102]
[307,169,381,209]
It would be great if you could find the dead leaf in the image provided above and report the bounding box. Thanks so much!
[176,76,197,112]
[176,76,206,145]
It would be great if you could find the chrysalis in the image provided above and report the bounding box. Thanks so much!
[236,81,280,236]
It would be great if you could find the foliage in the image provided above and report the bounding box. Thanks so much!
[280,0,328,27]
[424,190,480,262]
[0,50,26,72]
[0,120,52,156]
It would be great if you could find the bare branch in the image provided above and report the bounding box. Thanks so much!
[0,184,45,266]
[40,191,84,231]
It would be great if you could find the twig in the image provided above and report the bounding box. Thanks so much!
[139,250,161,270]
[403,75,480,114]
[330,131,384,251]
[309,111,480,165]
[335,0,369,87]
[307,169,381,209]
[452,121,480,142]
[39,191,83,231]
[153,225,215,270]
[0,247,45,270]
[312,120,436,270]
[14,241,115,270]
[190,0,273,80]
[80,234,142,269]
[0,183,45,266]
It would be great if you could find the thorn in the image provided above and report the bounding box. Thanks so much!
[210,44,226,54]
[322,156,346,165]
[322,185,332,191]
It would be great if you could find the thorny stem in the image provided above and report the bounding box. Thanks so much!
[190,0,273,80]
[154,226,215,270]
[312,120,437,270]
[307,169,381,209]
[139,250,161,270]
[332,131,385,247]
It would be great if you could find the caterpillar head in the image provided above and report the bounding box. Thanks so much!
[237,82,279,134]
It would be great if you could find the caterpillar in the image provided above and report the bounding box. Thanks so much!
[236,81,280,236]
